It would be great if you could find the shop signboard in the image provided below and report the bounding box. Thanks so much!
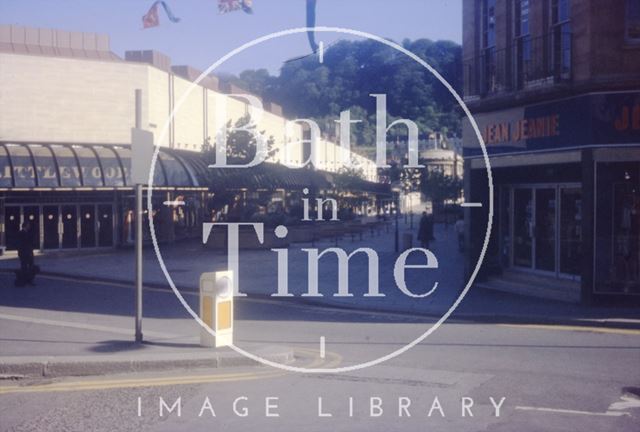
[131,128,155,185]
[463,91,640,157]
[0,144,129,188]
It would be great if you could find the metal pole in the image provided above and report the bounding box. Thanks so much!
[394,195,399,253]
[403,193,408,224]
[410,193,414,230]
[135,183,143,343]
[134,89,143,343]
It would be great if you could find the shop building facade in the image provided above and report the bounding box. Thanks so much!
[0,25,378,182]
[0,25,386,253]
[0,142,209,253]
[462,0,640,302]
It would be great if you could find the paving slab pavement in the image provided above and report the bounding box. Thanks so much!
[0,220,638,382]
[0,272,298,379]
[0,345,294,379]
[1,222,638,328]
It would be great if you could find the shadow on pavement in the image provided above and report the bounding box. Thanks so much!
[90,340,149,354]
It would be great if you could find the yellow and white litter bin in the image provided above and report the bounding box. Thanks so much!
[199,271,233,348]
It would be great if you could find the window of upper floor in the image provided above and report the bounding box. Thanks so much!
[465,0,574,98]
[550,0,571,77]
[551,0,570,26]
[482,0,497,49]
[627,0,640,44]
[515,0,530,38]
[514,0,532,65]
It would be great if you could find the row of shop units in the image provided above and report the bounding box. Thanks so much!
[466,149,640,301]
[0,141,390,254]
[463,91,640,303]
[1,190,206,252]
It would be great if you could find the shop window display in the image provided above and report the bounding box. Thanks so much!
[595,162,640,294]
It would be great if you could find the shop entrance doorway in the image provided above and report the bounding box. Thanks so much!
[509,184,582,279]
[3,203,115,251]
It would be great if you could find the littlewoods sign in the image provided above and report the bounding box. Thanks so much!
[463,91,640,157]
[1,163,125,183]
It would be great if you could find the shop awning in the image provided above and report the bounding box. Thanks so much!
[0,142,207,190]
[206,162,390,194]
[323,172,392,195]
[0,142,389,194]
[208,162,332,191]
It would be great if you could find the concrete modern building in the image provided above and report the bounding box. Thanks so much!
[0,25,381,253]
[462,0,640,303]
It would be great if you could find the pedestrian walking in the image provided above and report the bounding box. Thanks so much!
[417,211,435,249]
[15,222,37,286]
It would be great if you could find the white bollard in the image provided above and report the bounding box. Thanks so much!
[199,271,234,348]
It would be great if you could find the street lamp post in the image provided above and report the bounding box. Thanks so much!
[409,193,414,230]
[134,90,143,344]
[391,181,402,253]
[394,194,400,253]
[404,196,408,223]
[131,89,154,344]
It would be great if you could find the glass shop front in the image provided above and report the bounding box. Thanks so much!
[0,142,208,253]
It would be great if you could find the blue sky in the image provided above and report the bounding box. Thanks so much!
[1,0,462,75]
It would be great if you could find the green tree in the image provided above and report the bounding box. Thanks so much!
[420,170,462,213]
[218,37,463,143]
[203,115,278,213]
[222,114,278,164]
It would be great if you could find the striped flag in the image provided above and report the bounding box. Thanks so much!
[142,1,181,28]
[142,3,160,28]
[218,0,253,14]
[306,0,318,52]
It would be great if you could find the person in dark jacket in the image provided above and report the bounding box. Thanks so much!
[417,211,435,249]
[17,222,35,285]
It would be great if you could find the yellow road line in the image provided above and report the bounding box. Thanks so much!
[0,348,343,395]
[295,347,343,369]
[499,323,640,336]
[0,372,284,394]
[3,370,270,391]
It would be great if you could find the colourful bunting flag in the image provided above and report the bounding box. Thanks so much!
[306,0,318,53]
[142,1,181,29]
[218,0,253,14]
[158,1,181,22]
[142,3,160,28]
